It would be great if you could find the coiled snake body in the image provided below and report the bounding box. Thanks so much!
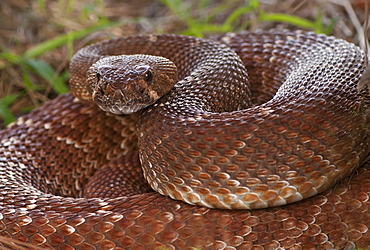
[1,30,370,249]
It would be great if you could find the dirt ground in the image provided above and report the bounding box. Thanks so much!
[0,0,369,126]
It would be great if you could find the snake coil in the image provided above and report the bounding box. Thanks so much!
[1,30,370,249]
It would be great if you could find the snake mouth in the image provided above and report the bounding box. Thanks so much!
[91,84,159,114]
[94,96,149,114]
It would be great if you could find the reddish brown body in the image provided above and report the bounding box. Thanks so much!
[1,30,370,249]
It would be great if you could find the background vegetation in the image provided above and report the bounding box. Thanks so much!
[0,0,368,127]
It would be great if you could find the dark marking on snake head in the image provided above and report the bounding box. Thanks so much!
[96,72,101,82]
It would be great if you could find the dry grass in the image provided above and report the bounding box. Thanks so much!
[0,0,369,127]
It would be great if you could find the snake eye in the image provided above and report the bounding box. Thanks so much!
[144,70,153,83]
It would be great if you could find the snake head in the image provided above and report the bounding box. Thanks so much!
[87,54,178,114]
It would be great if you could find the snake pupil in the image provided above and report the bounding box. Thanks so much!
[144,70,153,83]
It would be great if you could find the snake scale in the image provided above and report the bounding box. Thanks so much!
[1,30,370,249]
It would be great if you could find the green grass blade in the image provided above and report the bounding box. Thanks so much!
[24,20,121,58]
[259,12,316,30]
[0,94,18,125]
[224,0,259,28]
[323,18,336,35]
[25,59,69,94]
[0,50,21,66]
[21,66,37,91]
[314,8,335,34]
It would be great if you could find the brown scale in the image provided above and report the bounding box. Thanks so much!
[0,30,370,249]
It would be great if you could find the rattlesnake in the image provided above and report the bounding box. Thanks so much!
[1,30,370,249]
